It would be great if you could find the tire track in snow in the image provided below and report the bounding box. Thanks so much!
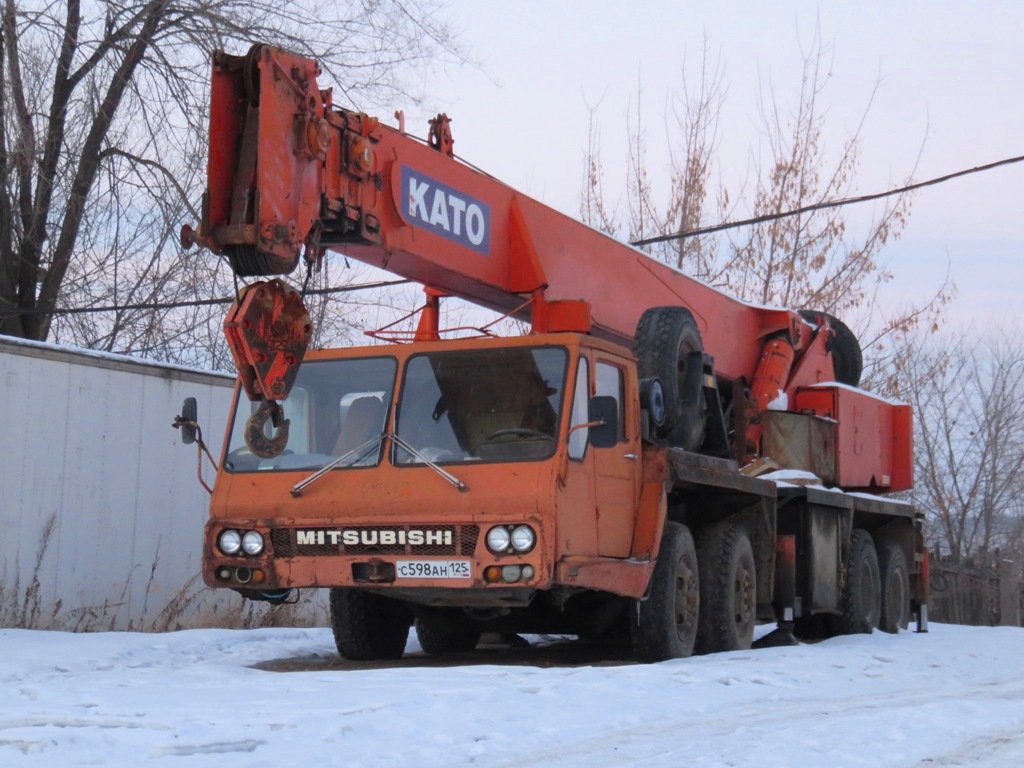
[492,678,1024,768]
[905,724,1024,766]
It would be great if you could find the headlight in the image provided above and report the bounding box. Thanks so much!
[218,529,242,555]
[241,530,264,556]
[510,525,536,553]
[486,526,511,553]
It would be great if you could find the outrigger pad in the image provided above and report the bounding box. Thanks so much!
[752,623,800,648]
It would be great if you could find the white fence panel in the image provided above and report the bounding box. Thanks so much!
[1,337,327,631]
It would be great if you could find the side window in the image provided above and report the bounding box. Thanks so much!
[568,357,590,460]
[595,362,626,442]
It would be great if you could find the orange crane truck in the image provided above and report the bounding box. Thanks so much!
[180,45,926,661]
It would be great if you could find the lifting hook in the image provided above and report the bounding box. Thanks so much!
[245,400,290,458]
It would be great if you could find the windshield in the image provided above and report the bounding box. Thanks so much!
[395,346,568,464]
[224,357,398,472]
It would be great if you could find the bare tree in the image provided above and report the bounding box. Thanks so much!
[899,330,1024,563]
[621,37,728,285]
[579,97,617,236]
[580,31,953,382]
[0,0,461,366]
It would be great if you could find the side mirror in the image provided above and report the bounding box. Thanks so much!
[588,395,618,448]
[178,397,198,445]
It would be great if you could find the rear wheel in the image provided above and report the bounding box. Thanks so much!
[632,522,700,662]
[834,529,881,634]
[877,540,910,633]
[415,609,483,655]
[695,522,756,654]
[329,588,412,660]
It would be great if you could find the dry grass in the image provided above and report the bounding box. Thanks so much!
[0,513,326,632]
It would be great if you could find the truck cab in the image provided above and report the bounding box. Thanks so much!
[204,333,656,609]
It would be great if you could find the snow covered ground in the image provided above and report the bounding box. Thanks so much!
[0,623,1021,766]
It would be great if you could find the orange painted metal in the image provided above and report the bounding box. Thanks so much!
[628,446,669,560]
[203,334,656,600]
[222,279,311,401]
[891,401,915,490]
[554,556,654,596]
[193,46,921,614]
[196,46,812,381]
[792,385,913,492]
[195,45,895,470]
[191,47,911,475]
[534,299,593,334]
[751,338,797,413]
[413,288,444,341]
[199,46,328,273]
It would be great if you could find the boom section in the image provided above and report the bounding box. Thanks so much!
[187,44,806,378]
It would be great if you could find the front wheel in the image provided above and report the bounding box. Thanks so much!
[329,588,412,661]
[415,609,483,654]
[632,522,700,662]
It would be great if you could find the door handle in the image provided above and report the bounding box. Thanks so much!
[623,453,637,460]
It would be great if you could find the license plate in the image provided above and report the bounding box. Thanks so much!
[396,559,471,579]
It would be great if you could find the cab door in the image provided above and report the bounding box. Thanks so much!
[592,358,641,557]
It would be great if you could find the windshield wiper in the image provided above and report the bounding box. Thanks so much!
[291,434,384,497]
[389,434,468,492]
[290,433,468,498]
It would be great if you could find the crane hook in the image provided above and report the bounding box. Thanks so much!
[245,400,291,458]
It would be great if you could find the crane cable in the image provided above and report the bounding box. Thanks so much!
[1,153,1021,316]
[630,153,1024,247]
[0,279,412,318]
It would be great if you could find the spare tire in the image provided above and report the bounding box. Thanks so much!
[634,307,706,451]
[799,310,863,387]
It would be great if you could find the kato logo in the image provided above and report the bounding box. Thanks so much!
[399,166,490,255]
[295,528,453,547]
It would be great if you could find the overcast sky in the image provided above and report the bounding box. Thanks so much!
[390,1,1022,331]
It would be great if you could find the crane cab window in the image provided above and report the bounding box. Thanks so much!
[396,346,568,464]
[568,357,590,460]
[595,361,626,442]
[223,357,397,472]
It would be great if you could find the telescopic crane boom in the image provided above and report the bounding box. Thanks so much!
[184,44,909,489]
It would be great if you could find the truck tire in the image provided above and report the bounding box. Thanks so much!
[695,522,756,654]
[877,540,910,633]
[834,529,881,634]
[634,307,707,451]
[631,522,700,662]
[414,609,483,655]
[329,588,412,661]
[799,310,863,386]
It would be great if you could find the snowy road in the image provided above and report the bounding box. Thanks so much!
[0,623,1021,766]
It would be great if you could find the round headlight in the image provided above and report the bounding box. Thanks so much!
[521,565,535,581]
[218,529,242,555]
[242,530,265,556]
[501,564,522,583]
[486,526,511,553]
[510,525,536,553]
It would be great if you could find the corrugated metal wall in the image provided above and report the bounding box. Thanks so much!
[1,337,326,631]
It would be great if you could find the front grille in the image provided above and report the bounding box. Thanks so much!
[270,525,479,558]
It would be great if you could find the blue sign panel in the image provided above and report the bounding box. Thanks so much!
[400,166,491,256]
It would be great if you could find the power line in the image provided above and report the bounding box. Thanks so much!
[0,278,412,318]
[4,154,1021,318]
[630,154,1024,248]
